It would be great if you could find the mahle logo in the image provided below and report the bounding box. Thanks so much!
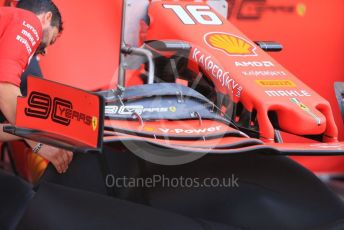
[204,32,257,56]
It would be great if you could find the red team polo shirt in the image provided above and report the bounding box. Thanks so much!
[0,7,42,87]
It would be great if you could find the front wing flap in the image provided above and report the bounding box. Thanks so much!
[4,77,104,153]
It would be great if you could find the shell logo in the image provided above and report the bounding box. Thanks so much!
[143,126,155,132]
[204,32,257,56]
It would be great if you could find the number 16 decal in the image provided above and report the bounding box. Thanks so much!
[163,4,223,25]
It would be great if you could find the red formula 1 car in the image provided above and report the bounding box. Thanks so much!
[3,0,344,229]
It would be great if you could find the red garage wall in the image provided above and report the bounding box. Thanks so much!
[39,0,123,91]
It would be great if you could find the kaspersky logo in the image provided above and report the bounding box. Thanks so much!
[204,32,257,56]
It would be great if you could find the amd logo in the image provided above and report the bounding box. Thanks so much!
[235,61,274,67]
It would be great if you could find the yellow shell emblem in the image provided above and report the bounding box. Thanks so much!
[143,126,155,132]
[205,32,257,56]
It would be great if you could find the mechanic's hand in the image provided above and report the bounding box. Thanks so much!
[36,145,73,174]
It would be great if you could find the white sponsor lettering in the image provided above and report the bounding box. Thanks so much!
[192,48,243,98]
[118,106,144,115]
[265,90,311,97]
[159,128,170,133]
[310,143,344,149]
[159,126,222,134]
[105,106,119,114]
[21,29,36,46]
[242,70,287,77]
[16,35,32,54]
[235,61,274,67]
[105,105,174,115]
[23,21,39,41]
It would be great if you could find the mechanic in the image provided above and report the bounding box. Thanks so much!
[0,0,72,228]
[2,0,44,96]
[0,0,73,173]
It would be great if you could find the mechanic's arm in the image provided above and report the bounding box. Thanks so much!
[0,82,21,126]
[0,83,21,141]
[0,82,73,173]
[25,140,73,174]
